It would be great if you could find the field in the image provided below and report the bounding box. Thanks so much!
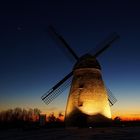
[0,126,140,140]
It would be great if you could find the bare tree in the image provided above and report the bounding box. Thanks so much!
[48,112,56,122]
[33,108,41,121]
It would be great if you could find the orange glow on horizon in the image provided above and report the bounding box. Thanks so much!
[42,111,140,122]
[112,114,140,121]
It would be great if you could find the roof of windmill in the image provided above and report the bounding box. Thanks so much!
[73,54,101,70]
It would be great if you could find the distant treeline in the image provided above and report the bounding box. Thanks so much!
[1,108,140,129]
[113,116,140,127]
[0,108,64,129]
[0,108,41,122]
[0,108,41,129]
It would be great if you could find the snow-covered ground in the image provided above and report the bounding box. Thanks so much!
[0,127,140,140]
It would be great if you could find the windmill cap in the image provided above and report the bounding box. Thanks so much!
[73,54,101,70]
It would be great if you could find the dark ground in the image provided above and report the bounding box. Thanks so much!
[0,126,140,140]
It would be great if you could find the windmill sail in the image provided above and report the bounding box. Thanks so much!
[41,72,73,105]
[107,88,117,106]
[48,25,79,60]
[90,33,120,57]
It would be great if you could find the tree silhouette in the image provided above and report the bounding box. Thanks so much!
[0,108,41,129]
[48,112,56,122]
[33,108,41,121]
[114,116,121,122]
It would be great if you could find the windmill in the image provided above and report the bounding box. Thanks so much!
[41,26,119,126]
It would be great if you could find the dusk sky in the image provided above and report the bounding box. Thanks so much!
[0,0,140,119]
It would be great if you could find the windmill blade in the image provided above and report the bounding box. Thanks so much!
[41,71,73,105]
[106,88,117,106]
[48,25,79,61]
[90,33,120,57]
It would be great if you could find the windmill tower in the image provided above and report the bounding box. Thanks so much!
[41,26,119,127]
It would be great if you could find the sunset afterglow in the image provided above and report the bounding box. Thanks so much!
[0,1,140,126]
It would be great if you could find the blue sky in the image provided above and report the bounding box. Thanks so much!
[0,0,140,117]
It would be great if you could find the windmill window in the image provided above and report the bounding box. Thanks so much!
[79,84,84,89]
[78,101,83,107]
